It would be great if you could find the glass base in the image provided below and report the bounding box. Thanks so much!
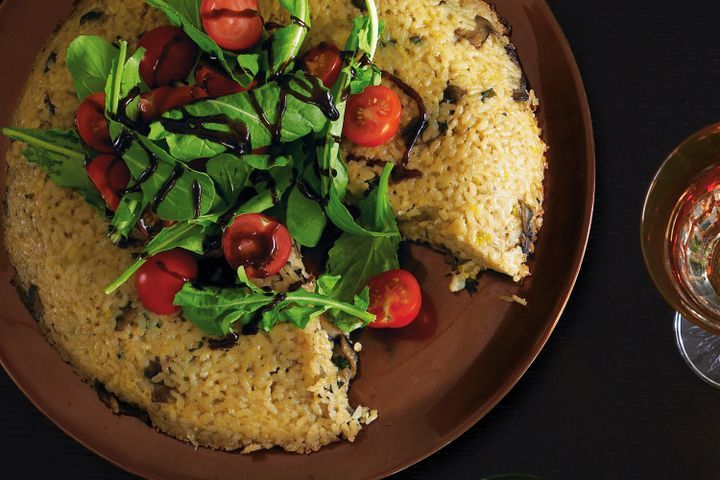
[675,312,720,388]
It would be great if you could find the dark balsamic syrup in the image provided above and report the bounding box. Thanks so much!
[381,70,428,164]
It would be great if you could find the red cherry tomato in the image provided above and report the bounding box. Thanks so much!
[222,213,292,278]
[75,93,113,153]
[300,42,343,88]
[139,26,198,87]
[138,85,209,123]
[135,249,198,315]
[195,65,255,98]
[201,0,263,51]
[343,85,403,147]
[86,154,131,211]
[367,269,422,328]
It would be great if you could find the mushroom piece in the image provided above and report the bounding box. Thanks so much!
[320,318,359,381]
[455,15,496,48]
[519,201,535,255]
[442,84,467,104]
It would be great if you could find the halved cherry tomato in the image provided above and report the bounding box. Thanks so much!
[201,0,264,52]
[343,85,402,147]
[195,65,255,98]
[300,42,342,88]
[138,85,209,123]
[367,269,422,328]
[75,93,113,153]
[86,154,131,211]
[222,213,292,278]
[135,249,198,315]
[139,26,198,87]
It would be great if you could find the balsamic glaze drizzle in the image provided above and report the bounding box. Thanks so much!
[152,165,184,207]
[381,70,429,167]
[192,180,202,218]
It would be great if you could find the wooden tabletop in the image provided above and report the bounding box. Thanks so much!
[3,0,720,478]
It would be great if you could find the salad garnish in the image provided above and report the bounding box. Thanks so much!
[2,0,426,341]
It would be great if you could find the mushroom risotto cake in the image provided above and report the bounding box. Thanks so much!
[2,0,545,453]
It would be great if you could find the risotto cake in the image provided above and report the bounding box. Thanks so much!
[3,0,545,453]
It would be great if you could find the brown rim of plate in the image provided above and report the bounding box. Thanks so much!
[0,1,595,479]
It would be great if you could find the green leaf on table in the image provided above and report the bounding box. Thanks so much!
[146,0,259,87]
[66,35,120,100]
[286,184,326,247]
[149,72,335,161]
[2,127,104,211]
[326,163,400,303]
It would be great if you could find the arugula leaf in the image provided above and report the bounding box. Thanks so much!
[205,153,251,209]
[105,220,217,294]
[122,137,216,221]
[66,36,119,100]
[146,0,259,87]
[326,163,400,303]
[265,0,311,79]
[109,192,144,244]
[105,42,146,116]
[316,275,372,331]
[286,184,326,247]
[2,128,104,211]
[149,72,333,161]
[235,164,293,215]
[174,276,375,336]
[316,1,387,237]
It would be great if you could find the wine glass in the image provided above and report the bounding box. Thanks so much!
[641,122,720,388]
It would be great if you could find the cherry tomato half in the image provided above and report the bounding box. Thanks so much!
[195,65,255,98]
[367,269,422,329]
[75,93,113,153]
[86,154,131,211]
[138,85,209,123]
[139,26,198,87]
[201,0,264,52]
[343,85,403,147]
[222,213,292,278]
[300,42,343,88]
[135,249,198,315]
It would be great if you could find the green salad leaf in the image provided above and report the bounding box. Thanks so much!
[326,163,400,303]
[66,35,120,100]
[149,72,335,161]
[316,2,386,237]
[105,219,218,294]
[205,153,252,209]
[235,164,293,215]
[104,41,147,115]
[285,184,326,247]
[2,128,104,211]
[146,0,259,87]
[123,137,216,220]
[174,270,375,337]
[265,0,311,79]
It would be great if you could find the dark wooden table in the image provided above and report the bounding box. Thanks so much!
[3,0,720,478]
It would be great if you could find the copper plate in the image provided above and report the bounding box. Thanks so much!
[0,1,594,478]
